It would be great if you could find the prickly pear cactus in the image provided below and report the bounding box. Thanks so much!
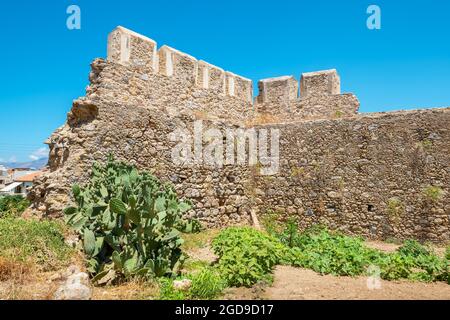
[64,156,192,283]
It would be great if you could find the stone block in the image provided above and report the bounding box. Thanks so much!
[300,69,340,97]
[256,75,298,104]
[107,26,158,73]
[225,71,253,103]
[197,60,226,93]
[158,45,198,86]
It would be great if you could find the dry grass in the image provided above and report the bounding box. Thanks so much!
[0,256,33,283]
[0,217,82,300]
[0,264,62,300]
[0,251,87,300]
[92,278,159,300]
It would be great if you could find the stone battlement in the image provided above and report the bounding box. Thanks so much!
[106,26,355,114]
[107,26,253,103]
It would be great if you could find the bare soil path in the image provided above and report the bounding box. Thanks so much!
[225,266,450,300]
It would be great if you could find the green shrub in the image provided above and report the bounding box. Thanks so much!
[397,239,431,258]
[384,240,447,282]
[212,227,286,287]
[189,267,226,299]
[64,157,192,283]
[283,226,386,277]
[0,195,30,218]
[0,217,72,271]
[274,217,302,248]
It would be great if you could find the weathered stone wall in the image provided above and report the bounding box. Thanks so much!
[251,109,450,242]
[30,26,450,243]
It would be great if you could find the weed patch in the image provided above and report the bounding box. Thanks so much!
[0,196,30,218]
[158,267,226,300]
[189,267,226,299]
[0,218,72,271]
[273,223,448,283]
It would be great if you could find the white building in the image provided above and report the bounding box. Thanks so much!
[0,171,42,196]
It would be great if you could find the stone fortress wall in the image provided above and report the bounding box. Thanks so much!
[29,26,450,243]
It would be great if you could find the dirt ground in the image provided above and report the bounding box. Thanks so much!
[265,266,450,300]
[224,266,450,300]
[365,240,400,253]
[0,271,60,300]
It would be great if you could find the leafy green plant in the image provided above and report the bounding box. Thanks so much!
[0,196,30,218]
[283,226,386,277]
[378,245,445,282]
[212,227,286,287]
[446,247,450,284]
[334,110,344,118]
[64,157,192,283]
[0,217,72,271]
[390,240,447,282]
[397,240,431,258]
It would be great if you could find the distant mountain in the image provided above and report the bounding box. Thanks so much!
[0,157,48,170]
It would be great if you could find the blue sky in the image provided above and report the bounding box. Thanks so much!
[0,0,449,162]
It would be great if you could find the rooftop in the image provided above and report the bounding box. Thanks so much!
[14,171,43,182]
